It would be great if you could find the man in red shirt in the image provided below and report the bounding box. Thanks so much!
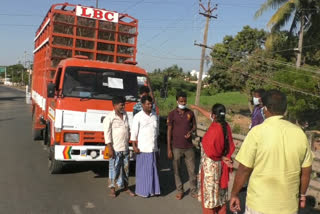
[167,91,197,200]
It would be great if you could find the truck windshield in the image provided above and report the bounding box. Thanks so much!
[62,66,147,101]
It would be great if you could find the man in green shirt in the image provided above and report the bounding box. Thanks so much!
[230,90,313,214]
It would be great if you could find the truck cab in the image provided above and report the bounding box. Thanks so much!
[44,57,152,173]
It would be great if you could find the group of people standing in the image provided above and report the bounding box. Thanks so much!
[103,86,313,214]
[103,86,160,198]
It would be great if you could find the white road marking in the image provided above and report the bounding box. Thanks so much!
[85,202,95,209]
[72,205,82,214]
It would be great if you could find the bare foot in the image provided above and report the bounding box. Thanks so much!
[109,188,116,198]
[175,192,184,200]
[123,188,135,197]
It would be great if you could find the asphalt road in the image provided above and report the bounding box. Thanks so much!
[0,85,202,214]
[0,85,319,214]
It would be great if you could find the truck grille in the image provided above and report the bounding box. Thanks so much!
[82,132,105,145]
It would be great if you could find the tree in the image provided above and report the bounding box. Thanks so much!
[255,0,320,67]
[6,64,28,85]
[149,65,196,96]
[207,26,267,92]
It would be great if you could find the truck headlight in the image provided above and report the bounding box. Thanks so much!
[64,133,80,143]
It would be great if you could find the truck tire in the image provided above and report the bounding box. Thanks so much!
[32,129,43,141]
[48,146,64,174]
[44,123,51,147]
[32,110,43,141]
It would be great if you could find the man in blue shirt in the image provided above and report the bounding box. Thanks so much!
[250,89,265,129]
[133,86,156,116]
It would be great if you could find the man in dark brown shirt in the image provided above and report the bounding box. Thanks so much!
[167,91,197,200]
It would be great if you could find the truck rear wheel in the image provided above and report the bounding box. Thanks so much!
[32,129,43,141]
[32,109,43,141]
[44,123,51,147]
[48,146,64,174]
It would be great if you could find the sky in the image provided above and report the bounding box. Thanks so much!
[0,0,275,73]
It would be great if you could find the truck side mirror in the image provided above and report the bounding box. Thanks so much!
[47,82,56,98]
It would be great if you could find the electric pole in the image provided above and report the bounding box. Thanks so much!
[296,11,304,68]
[96,0,98,8]
[23,50,27,84]
[194,0,217,117]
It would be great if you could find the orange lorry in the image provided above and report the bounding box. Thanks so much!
[31,3,155,173]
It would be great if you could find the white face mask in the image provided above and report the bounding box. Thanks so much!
[261,106,267,119]
[210,113,214,122]
[253,97,260,106]
[177,101,186,109]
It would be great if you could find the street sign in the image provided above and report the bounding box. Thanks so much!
[0,67,5,73]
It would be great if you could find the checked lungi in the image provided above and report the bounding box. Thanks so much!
[108,151,129,189]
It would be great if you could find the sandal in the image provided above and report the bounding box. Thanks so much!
[175,192,184,200]
[190,192,198,199]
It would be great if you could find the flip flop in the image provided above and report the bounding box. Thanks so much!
[190,193,198,199]
[175,192,184,200]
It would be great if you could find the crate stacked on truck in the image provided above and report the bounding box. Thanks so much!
[31,3,153,174]
[33,3,138,78]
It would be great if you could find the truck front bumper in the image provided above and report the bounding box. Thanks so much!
[54,145,135,161]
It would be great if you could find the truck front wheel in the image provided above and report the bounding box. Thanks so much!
[48,146,64,174]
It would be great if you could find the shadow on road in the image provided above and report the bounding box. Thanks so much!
[0,96,25,101]
[62,162,108,175]
[225,188,320,214]
[0,118,15,122]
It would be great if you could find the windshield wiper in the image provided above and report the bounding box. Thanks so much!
[80,96,93,101]
[125,95,138,102]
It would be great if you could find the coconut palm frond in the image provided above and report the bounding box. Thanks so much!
[289,12,299,33]
[265,33,277,50]
[254,0,289,19]
[306,10,320,37]
[267,0,296,31]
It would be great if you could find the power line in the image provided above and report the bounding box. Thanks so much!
[211,60,320,98]
[137,2,201,63]
[0,13,43,17]
[0,24,38,27]
[139,1,198,46]
[256,61,320,80]
[247,73,320,98]
[122,0,145,13]
[251,55,320,74]
[139,52,200,60]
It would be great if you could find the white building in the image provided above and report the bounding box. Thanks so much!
[190,69,208,80]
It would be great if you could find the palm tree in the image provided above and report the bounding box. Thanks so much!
[255,0,319,68]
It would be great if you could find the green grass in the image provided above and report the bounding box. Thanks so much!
[155,92,249,116]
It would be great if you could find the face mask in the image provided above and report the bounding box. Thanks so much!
[261,107,266,120]
[178,104,186,109]
[210,113,214,122]
[177,101,186,110]
[253,97,260,106]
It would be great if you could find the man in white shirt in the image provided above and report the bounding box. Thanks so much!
[103,96,135,198]
[130,95,160,197]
